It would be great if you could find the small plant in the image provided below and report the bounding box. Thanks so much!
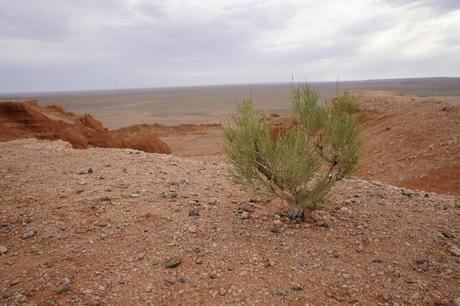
[223,83,361,219]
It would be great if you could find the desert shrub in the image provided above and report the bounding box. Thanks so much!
[333,93,359,114]
[223,83,361,219]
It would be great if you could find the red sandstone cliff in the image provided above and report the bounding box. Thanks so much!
[0,100,171,154]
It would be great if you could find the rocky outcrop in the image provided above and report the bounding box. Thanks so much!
[0,100,171,154]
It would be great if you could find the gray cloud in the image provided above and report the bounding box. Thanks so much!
[0,0,459,92]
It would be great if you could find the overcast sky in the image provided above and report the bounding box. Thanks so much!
[0,0,459,92]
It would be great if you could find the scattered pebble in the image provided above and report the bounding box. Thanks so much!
[450,245,460,257]
[21,229,36,239]
[57,278,71,294]
[218,287,227,296]
[453,297,460,306]
[0,245,8,254]
[165,257,181,268]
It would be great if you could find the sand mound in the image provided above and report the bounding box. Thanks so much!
[0,100,171,154]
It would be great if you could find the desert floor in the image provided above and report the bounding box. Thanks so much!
[1,139,459,305]
[0,84,459,305]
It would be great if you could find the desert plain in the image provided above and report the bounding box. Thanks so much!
[0,78,459,305]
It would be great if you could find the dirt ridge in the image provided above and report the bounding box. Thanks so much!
[0,99,171,154]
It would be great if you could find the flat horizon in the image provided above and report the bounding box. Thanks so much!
[1,76,459,97]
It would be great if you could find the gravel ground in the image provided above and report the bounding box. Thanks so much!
[0,139,459,306]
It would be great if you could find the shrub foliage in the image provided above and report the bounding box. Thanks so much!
[223,83,361,219]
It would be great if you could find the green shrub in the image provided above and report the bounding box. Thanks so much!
[223,83,361,219]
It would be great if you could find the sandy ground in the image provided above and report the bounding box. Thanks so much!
[0,139,459,306]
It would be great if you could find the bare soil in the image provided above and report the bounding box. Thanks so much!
[0,139,459,305]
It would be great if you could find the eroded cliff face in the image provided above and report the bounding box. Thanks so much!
[0,100,171,154]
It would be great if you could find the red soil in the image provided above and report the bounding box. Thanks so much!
[267,91,460,195]
[117,91,460,196]
[0,100,171,154]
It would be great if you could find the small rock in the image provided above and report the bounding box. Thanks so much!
[239,202,253,212]
[453,297,460,306]
[240,211,250,219]
[43,261,54,268]
[87,168,93,174]
[263,258,274,267]
[341,271,351,280]
[411,292,420,300]
[338,207,352,214]
[188,209,200,218]
[10,279,21,286]
[219,287,227,296]
[291,283,302,291]
[441,230,455,239]
[450,245,460,257]
[270,227,280,234]
[22,229,36,239]
[14,293,26,302]
[208,199,218,205]
[0,245,8,254]
[135,253,145,261]
[383,293,391,302]
[42,233,54,240]
[144,285,153,293]
[188,225,198,233]
[165,256,181,268]
[209,273,218,279]
[2,288,13,299]
[99,196,111,202]
[57,278,71,294]
[165,276,177,285]
[415,258,429,272]
[91,299,102,306]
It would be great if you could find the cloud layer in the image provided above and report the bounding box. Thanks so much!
[1,0,459,92]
